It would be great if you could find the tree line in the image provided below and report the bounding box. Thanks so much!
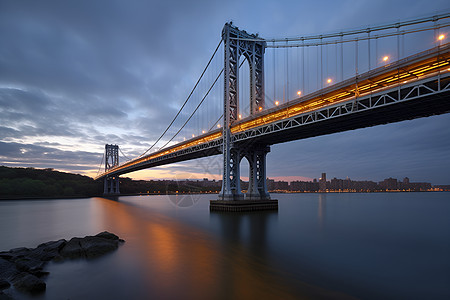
[0,166,102,198]
[0,166,221,199]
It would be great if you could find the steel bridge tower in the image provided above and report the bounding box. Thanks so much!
[104,144,120,195]
[218,23,272,202]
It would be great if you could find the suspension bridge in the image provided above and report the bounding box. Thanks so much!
[95,13,450,211]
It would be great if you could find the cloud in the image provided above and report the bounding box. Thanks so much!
[0,141,102,173]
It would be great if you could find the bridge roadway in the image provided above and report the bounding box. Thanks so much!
[95,43,450,180]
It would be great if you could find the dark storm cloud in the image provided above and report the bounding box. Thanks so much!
[0,0,234,148]
[0,141,101,172]
[0,0,218,137]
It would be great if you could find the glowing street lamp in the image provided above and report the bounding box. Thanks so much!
[192,134,195,138]
[383,55,389,62]
[438,34,445,41]
[217,124,221,128]
[258,106,263,111]
[238,114,242,119]
[326,78,332,84]
[297,90,302,96]
[202,130,205,134]
[275,100,279,106]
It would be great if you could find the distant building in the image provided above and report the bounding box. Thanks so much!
[380,178,398,190]
[267,179,289,191]
[290,180,319,192]
[319,173,327,191]
[403,177,410,185]
[266,174,432,193]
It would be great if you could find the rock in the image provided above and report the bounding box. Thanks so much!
[0,248,30,263]
[95,231,119,240]
[0,280,10,290]
[31,239,66,261]
[0,291,13,300]
[0,253,14,261]
[0,258,19,280]
[59,232,122,259]
[59,238,84,259]
[80,236,119,259]
[0,232,123,296]
[14,257,45,274]
[12,273,45,293]
[9,248,29,254]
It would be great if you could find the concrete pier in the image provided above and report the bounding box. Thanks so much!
[209,200,278,212]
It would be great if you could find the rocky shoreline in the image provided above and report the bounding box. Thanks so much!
[0,232,124,298]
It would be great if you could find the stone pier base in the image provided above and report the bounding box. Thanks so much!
[209,200,278,212]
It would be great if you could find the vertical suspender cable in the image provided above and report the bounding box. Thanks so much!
[355,38,358,76]
[302,39,305,94]
[397,25,400,86]
[320,37,323,89]
[273,41,276,103]
[96,152,105,176]
[317,45,319,90]
[375,37,378,68]
[325,40,328,81]
[335,42,338,82]
[434,19,441,90]
[340,34,344,82]
[402,32,405,58]
[355,38,359,98]
[286,39,289,102]
[368,30,371,71]
[297,42,300,93]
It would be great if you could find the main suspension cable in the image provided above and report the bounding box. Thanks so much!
[259,13,450,44]
[155,54,246,151]
[267,23,450,48]
[158,68,224,150]
[139,39,223,157]
[96,152,105,176]
[209,115,223,131]
[119,148,131,162]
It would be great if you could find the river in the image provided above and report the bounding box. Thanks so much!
[1,192,449,299]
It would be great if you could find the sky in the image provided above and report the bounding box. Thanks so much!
[1,0,450,185]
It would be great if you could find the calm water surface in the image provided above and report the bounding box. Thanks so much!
[0,192,449,299]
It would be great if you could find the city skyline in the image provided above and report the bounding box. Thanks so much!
[1,1,450,185]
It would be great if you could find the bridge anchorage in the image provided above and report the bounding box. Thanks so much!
[103,144,120,195]
[210,23,278,212]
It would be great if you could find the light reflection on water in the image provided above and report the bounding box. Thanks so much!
[1,193,449,299]
[83,197,333,299]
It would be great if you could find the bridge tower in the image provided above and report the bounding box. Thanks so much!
[104,144,120,195]
[218,23,271,202]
